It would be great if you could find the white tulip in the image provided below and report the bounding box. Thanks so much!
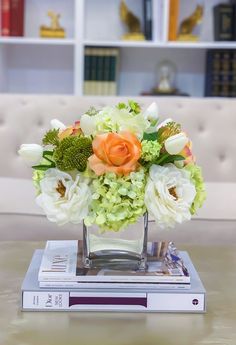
[18,144,43,166]
[80,114,96,135]
[143,102,159,133]
[50,119,66,130]
[156,118,173,130]
[164,132,188,155]
[143,102,159,123]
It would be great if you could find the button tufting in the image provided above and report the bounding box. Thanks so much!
[177,103,183,109]
[216,104,222,110]
[37,118,43,127]
[59,99,67,106]
[0,118,4,125]
[20,99,28,106]
[198,124,205,132]
[219,153,226,162]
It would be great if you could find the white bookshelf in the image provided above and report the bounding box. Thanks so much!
[0,0,235,96]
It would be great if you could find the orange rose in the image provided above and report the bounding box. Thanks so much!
[58,121,82,140]
[89,131,141,176]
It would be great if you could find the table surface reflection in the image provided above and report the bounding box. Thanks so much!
[0,241,236,345]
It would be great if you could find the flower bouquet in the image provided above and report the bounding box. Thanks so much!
[19,100,206,269]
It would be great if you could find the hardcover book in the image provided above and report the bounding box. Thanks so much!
[213,4,234,41]
[205,49,236,97]
[22,250,206,312]
[38,240,190,284]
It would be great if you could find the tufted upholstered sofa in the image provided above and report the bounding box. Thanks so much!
[0,94,235,243]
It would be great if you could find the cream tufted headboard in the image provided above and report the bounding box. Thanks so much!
[1,94,236,182]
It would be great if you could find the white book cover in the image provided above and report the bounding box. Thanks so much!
[38,240,190,284]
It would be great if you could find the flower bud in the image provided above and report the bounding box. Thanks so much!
[18,144,43,166]
[50,119,66,130]
[80,114,96,136]
[164,132,188,155]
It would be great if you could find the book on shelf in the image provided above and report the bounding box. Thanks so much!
[143,0,152,40]
[38,240,190,284]
[83,47,119,96]
[205,49,236,97]
[21,249,206,312]
[213,4,235,41]
[1,0,24,36]
[168,0,179,41]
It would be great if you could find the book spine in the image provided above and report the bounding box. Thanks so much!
[213,5,234,41]
[1,0,10,36]
[10,0,24,36]
[103,48,111,95]
[22,291,205,312]
[83,48,90,95]
[168,0,179,41]
[143,0,152,40]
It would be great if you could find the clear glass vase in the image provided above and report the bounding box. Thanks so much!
[83,213,148,271]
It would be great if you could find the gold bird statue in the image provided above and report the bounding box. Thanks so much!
[178,5,203,41]
[120,0,145,41]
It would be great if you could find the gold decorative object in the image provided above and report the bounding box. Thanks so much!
[177,5,203,42]
[120,0,145,41]
[40,11,66,38]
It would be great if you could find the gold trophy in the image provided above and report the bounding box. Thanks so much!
[120,0,145,41]
[40,11,66,38]
[177,5,203,42]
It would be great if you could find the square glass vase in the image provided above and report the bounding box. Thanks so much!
[83,213,148,271]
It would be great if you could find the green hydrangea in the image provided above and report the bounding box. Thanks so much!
[32,169,45,195]
[184,163,206,215]
[84,169,147,232]
[53,136,92,172]
[93,106,149,137]
[141,140,161,163]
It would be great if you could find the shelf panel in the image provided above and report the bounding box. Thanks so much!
[0,37,75,46]
[84,40,236,49]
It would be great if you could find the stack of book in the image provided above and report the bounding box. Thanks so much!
[21,240,206,312]
[84,47,119,96]
[205,49,236,97]
[1,0,24,36]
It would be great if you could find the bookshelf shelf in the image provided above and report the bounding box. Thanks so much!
[0,37,75,46]
[84,40,236,50]
[0,0,235,97]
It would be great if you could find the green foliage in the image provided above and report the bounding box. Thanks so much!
[42,129,59,147]
[53,136,92,172]
[85,106,99,116]
[142,132,158,141]
[155,153,184,166]
[128,100,141,114]
[116,100,141,115]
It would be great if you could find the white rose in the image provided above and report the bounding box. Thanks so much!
[145,164,196,228]
[18,144,43,166]
[143,102,159,133]
[164,132,188,155]
[80,114,96,135]
[36,168,91,226]
[50,119,66,130]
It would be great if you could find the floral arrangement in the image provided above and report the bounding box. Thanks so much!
[18,101,206,231]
